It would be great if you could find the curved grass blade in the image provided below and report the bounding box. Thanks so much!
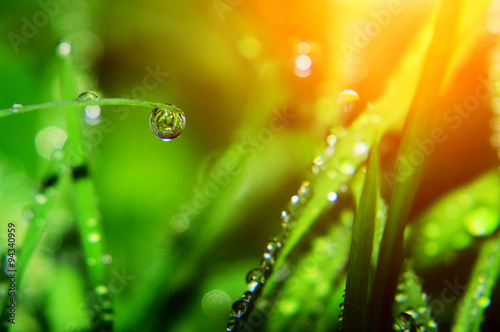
[451,233,500,332]
[368,1,464,330]
[342,142,380,332]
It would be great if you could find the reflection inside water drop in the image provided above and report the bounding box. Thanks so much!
[77,91,99,101]
[150,106,186,141]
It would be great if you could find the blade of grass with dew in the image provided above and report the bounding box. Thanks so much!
[342,142,380,332]
[368,1,464,330]
[392,261,437,332]
[258,10,441,323]
[407,170,500,271]
[451,232,500,332]
[266,218,353,331]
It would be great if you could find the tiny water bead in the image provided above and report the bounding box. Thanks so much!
[10,103,23,113]
[246,268,266,285]
[77,91,100,101]
[150,106,186,141]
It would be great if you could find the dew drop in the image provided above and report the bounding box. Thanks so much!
[291,195,300,205]
[478,296,491,308]
[77,91,99,101]
[227,317,237,331]
[95,285,109,295]
[150,106,186,141]
[281,210,291,224]
[232,300,248,318]
[340,160,356,175]
[102,254,113,265]
[35,194,47,204]
[427,320,438,328]
[246,268,266,285]
[242,291,253,302]
[327,192,338,202]
[10,103,23,113]
[337,90,359,106]
[23,206,35,223]
[395,312,414,330]
[313,156,324,166]
[327,134,337,146]
[88,233,101,243]
[395,293,407,303]
[57,42,72,55]
[354,140,368,156]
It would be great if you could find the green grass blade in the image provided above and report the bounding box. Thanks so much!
[451,233,500,332]
[368,1,464,330]
[342,143,380,332]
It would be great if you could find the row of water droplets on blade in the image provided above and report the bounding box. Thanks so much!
[6,89,186,142]
[392,264,438,332]
[227,90,365,331]
[77,91,187,142]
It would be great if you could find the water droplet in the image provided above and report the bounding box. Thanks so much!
[23,206,34,222]
[35,194,47,204]
[416,325,426,332]
[395,293,407,303]
[421,293,428,301]
[339,302,344,309]
[339,184,349,193]
[10,103,23,113]
[95,285,108,295]
[338,314,343,322]
[354,140,368,156]
[417,306,427,315]
[327,134,337,146]
[227,317,237,331]
[313,156,324,166]
[340,159,356,175]
[246,268,266,285]
[85,105,101,119]
[102,254,113,265]
[478,296,491,308]
[281,210,291,224]
[57,42,72,55]
[150,106,186,141]
[327,192,338,202]
[77,91,99,101]
[478,273,487,284]
[337,90,359,107]
[202,290,232,318]
[232,300,248,317]
[264,238,282,260]
[299,181,311,197]
[395,312,415,330]
[291,195,300,205]
[427,320,438,328]
[242,291,253,302]
[170,214,190,233]
[88,233,101,243]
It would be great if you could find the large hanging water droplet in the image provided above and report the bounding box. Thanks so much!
[150,106,186,141]
[10,103,23,113]
[77,91,99,101]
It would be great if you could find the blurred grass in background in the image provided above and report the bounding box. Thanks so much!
[1,0,500,331]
